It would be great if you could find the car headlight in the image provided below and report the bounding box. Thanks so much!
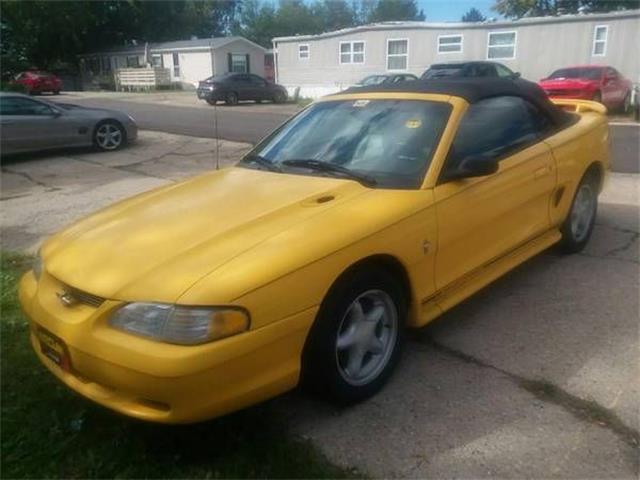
[33,252,43,280]
[109,303,249,345]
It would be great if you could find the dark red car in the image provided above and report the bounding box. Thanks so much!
[14,71,62,95]
[539,65,632,112]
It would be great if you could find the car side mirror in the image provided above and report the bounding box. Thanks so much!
[50,108,62,117]
[444,156,499,182]
[512,72,521,79]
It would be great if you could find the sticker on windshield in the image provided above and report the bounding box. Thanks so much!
[353,100,370,107]
[405,119,422,129]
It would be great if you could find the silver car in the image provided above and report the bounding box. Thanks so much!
[0,92,137,155]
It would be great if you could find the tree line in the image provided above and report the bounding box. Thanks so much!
[1,0,637,76]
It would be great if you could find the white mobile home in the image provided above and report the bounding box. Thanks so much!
[79,36,266,90]
[273,9,640,98]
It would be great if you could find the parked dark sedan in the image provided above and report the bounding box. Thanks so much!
[197,73,288,106]
[421,61,520,80]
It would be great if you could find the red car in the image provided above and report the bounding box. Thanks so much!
[539,65,632,112]
[13,71,62,95]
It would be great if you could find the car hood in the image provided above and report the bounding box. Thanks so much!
[41,167,368,302]
[539,78,597,89]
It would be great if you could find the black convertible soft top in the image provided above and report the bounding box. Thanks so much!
[341,77,574,127]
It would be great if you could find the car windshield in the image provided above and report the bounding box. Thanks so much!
[358,75,388,86]
[422,65,464,79]
[241,99,451,189]
[548,68,602,80]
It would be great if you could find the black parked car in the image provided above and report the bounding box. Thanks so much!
[197,73,288,106]
[421,61,520,80]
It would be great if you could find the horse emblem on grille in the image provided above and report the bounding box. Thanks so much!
[56,290,78,307]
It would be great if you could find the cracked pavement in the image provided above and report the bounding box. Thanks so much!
[275,175,640,478]
[1,133,638,478]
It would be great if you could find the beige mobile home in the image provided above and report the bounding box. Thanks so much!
[79,36,266,90]
[273,9,640,98]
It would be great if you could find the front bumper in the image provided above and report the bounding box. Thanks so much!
[196,89,220,101]
[19,271,316,423]
[125,122,138,142]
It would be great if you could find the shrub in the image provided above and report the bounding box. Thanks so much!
[0,81,28,93]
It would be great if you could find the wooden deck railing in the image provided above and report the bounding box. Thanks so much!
[116,67,171,90]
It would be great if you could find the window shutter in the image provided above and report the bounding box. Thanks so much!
[245,54,250,73]
[227,53,232,72]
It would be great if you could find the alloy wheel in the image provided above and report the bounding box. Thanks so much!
[570,183,595,242]
[226,92,238,105]
[623,93,631,113]
[95,123,123,150]
[335,289,398,386]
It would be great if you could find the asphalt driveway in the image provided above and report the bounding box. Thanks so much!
[1,131,638,478]
[50,91,640,174]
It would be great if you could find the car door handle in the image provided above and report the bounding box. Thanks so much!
[534,166,552,179]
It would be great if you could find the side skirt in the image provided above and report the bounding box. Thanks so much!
[417,228,562,327]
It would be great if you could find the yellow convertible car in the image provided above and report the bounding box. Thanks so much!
[19,79,609,423]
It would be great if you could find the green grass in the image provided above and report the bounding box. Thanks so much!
[0,252,359,479]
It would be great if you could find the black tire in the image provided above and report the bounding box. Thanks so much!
[255,99,262,104]
[592,91,602,103]
[273,91,287,104]
[558,170,599,254]
[301,266,406,404]
[53,90,61,95]
[621,91,631,114]
[93,120,126,152]
[224,92,238,106]
[206,99,217,106]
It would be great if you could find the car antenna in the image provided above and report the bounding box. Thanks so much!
[214,101,220,170]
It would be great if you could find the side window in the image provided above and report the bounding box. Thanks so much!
[444,96,548,175]
[476,64,497,77]
[250,75,266,86]
[0,97,53,116]
[495,64,514,77]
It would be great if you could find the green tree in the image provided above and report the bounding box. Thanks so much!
[1,1,101,72]
[0,0,242,75]
[461,7,486,22]
[275,0,324,35]
[234,0,279,47]
[493,0,639,18]
[354,0,377,23]
[368,0,425,22]
[312,0,357,31]
[580,0,640,11]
